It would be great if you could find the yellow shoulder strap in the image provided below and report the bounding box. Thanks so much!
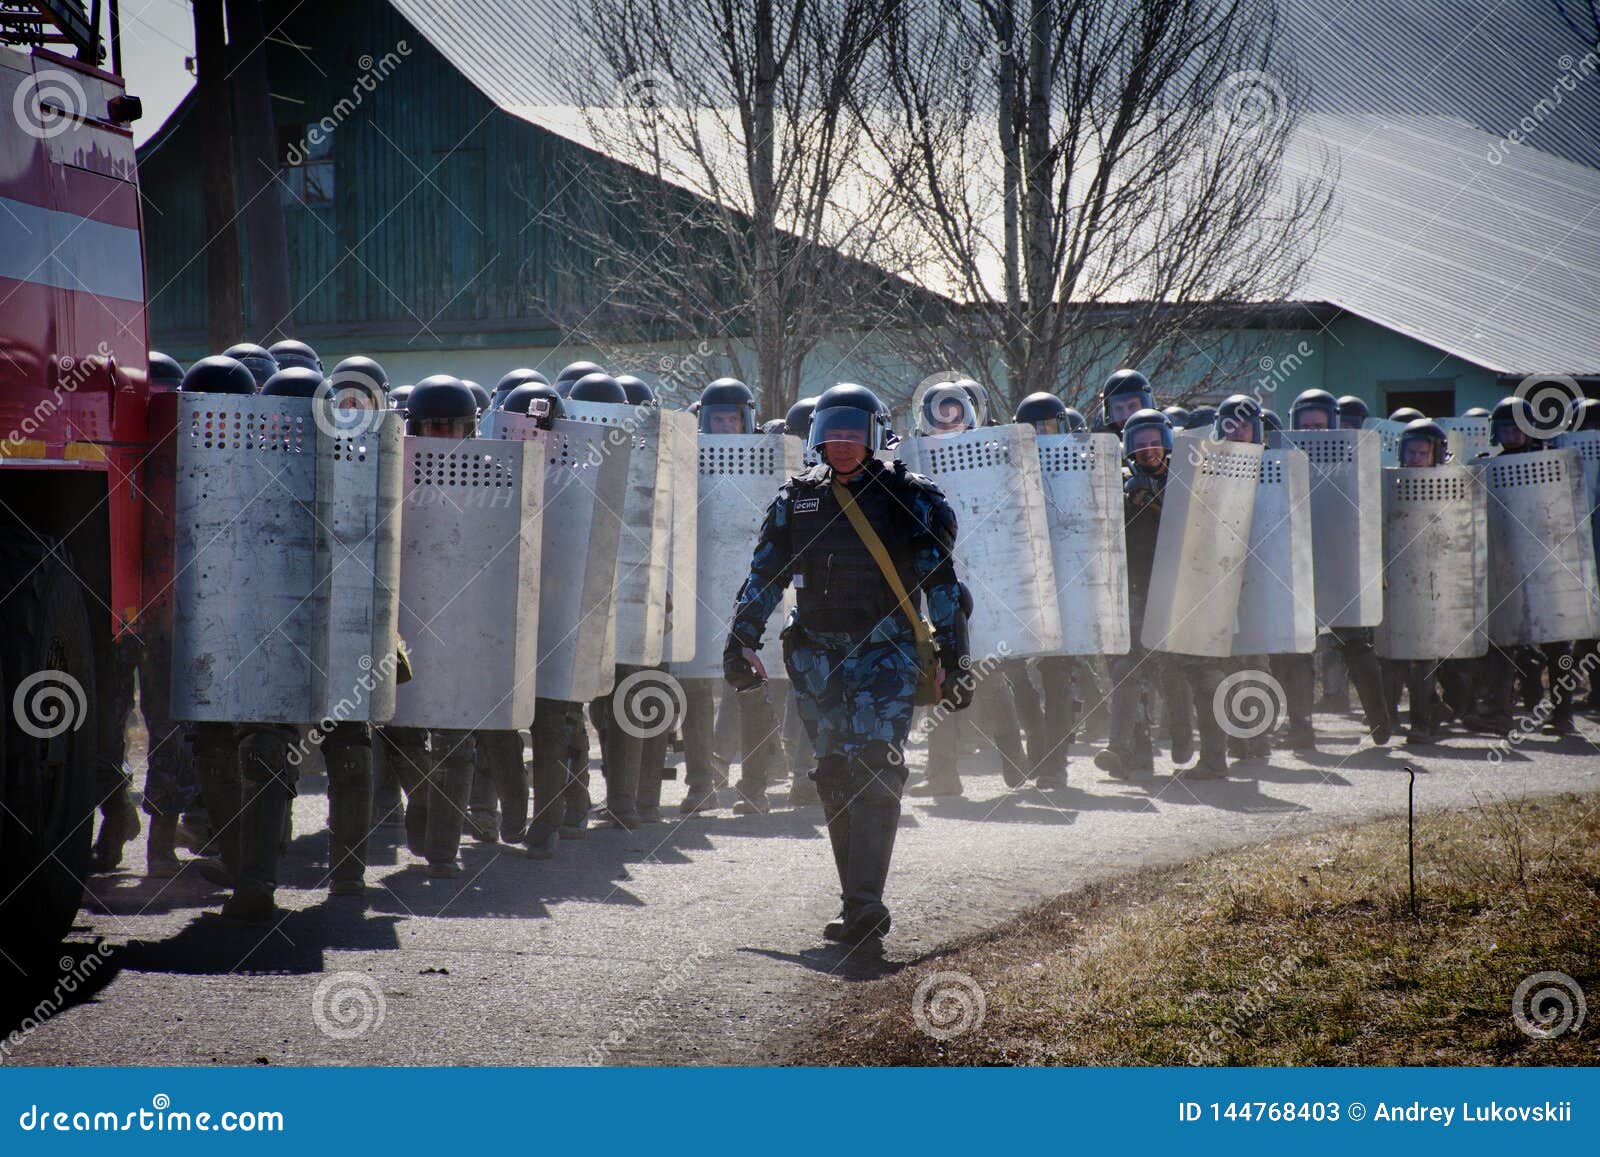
[830,480,934,653]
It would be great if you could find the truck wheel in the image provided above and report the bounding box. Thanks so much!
[0,543,98,964]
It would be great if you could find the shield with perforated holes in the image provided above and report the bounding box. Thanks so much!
[388,435,544,728]
[1283,428,1383,628]
[671,431,802,680]
[1437,416,1492,464]
[660,410,700,663]
[1375,465,1488,660]
[173,395,404,723]
[1034,431,1128,655]
[1231,448,1316,655]
[899,424,1062,657]
[1482,448,1600,646]
[1553,429,1600,585]
[1140,434,1261,658]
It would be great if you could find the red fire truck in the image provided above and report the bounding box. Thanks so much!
[0,1,149,961]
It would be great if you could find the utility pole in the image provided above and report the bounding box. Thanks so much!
[225,0,293,340]
[192,0,244,350]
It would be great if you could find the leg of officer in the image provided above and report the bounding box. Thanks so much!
[1332,627,1394,743]
[320,721,373,896]
[138,630,196,878]
[422,728,475,877]
[679,677,720,813]
[225,724,297,921]
[525,701,568,858]
[733,686,783,813]
[1033,656,1075,788]
[377,725,431,859]
[191,720,243,884]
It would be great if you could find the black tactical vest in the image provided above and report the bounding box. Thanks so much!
[786,466,922,637]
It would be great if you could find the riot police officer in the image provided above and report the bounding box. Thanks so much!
[1096,409,1213,776]
[785,397,817,439]
[269,338,322,373]
[491,367,548,411]
[1161,404,1191,427]
[725,384,967,944]
[1337,395,1370,429]
[555,361,606,395]
[1098,368,1154,434]
[1393,419,1457,744]
[377,376,482,877]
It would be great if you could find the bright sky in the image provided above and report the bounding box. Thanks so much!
[113,0,195,144]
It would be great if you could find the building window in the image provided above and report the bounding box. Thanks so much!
[279,124,335,208]
[1381,379,1455,417]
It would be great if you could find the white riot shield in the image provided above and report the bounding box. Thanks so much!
[1140,435,1262,657]
[388,437,544,729]
[900,425,1063,657]
[1369,418,1405,466]
[1375,466,1488,660]
[1437,416,1491,463]
[1231,448,1316,655]
[313,411,405,721]
[172,395,320,722]
[1554,429,1600,578]
[1482,448,1600,646]
[674,432,802,680]
[562,400,671,667]
[533,419,633,702]
[660,411,700,663]
[1035,432,1128,655]
[1283,428,1383,628]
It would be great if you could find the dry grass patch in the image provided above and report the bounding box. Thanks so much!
[798,793,1600,1066]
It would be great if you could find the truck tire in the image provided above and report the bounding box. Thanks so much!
[0,541,98,963]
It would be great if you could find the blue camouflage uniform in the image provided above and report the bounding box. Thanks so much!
[726,458,964,785]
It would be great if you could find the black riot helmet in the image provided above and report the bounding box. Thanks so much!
[1388,406,1425,424]
[328,357,389,410]
[223,343,279,388]
[180,355,257,395]
[462,380,490,413]
[1570,397,1600,431]
[269,339,321,373]
[555,361,604,395]
[1398,418,1450,466]
[492,368,547,409]
[1215,393,1264,444]
[148,351,185,389]
[1101,368,1153,430]
[1490,396,1536,449]
[616,374,657,407]
[569,372,628,404]
[761,418,786,433]
[1062,407,1088,433]
[785,397,817,439]
[406,375,477,437]
[389,385,413,412]
[807,383,889,455]
[1262,408,1284,437]
[1161,404,1190,427]
[503,382,563,430]
[957,378,991,427]
[1014,392,1070,435]
[261,366,326,397]
[1462,406,1491,418]
[698,377,756,433]
[1122,408,1174,476]
[1290,388,1340,431]
[1337,394,1370,428]
[1185,405,1217,430]
[916,382,977,435]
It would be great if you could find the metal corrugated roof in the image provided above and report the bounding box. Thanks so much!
[386,0,1600,373]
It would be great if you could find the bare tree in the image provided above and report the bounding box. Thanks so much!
[867,0,1335,416]
[545,0,923,415]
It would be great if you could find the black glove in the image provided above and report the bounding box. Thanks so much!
[722,638,765,692]
[939,649,975,712]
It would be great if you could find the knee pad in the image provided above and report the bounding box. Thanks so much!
[237,729,293,791]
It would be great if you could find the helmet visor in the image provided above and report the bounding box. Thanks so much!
[700,403,754,435]
[1030,417,1063,436]
[807,406,877,453]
